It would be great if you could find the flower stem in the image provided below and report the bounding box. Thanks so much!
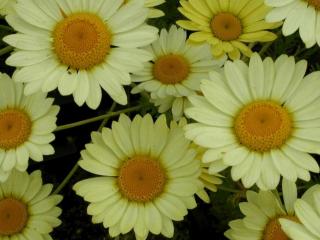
[55,104,146,132]
[0,46,13,56]
[53,162,79,194]
[218,185,242,193]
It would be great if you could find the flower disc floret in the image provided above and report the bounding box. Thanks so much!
[53,12,111,70]
[0,109,32,150]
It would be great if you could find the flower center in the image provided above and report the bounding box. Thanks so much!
[53,12,111,70]
[263,216,299,240]
[0,109,32,150]
[0,198,28,236]
[117,155,166,202]
[153,54,190,84]
[234,101,292,152]
[210,12,242,41]
[306,0,320,10]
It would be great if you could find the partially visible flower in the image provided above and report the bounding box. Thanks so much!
[265,0,320,48]
[185,53,320,190]
[0,0,15,15]
[132,25,225,120]
[73,114,201,240]
[0,170,62,239]
[4,0,158,109]
[280,184,320,240]
[177,0,279,59]
[225,179,299,240]
[124,0,165,18]
[170,118,223,203]
[0,73,59,181]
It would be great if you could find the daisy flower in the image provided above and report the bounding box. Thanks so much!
[0,73,59,182]
[73,114,201,240]
[170,118,223,203]
[0,0,15,15]
[280,184,320,240]
[0,169,62,239]
[3,0,158,109]
[124,0,165,18]
[131,25,225,120]
[177,0,279,59]
[185,53,320,190]
[265,0,320,48]
[225,179,299,240]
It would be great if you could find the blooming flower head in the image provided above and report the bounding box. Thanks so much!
[0,170,62,239]
[124,0,165,18]
[280,184,320,240]
[225,179,300,240]
[185,53,320,190]
[131,25,225,120]
[73,114,201,240]
[265,0,320,48]
[0,73,59,182]
[177,0,279,60]
[4,0,158,109]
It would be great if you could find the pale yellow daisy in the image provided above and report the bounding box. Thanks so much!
[225,179,299,240]
[73,114,201,240]
[265,0,320,48]
[0,73,59,182]
[177,0,279,59]
[0,170,62,240]
[185,53,320,190]
[131,25,225,120]
[280,184,320,240]
[4,0,158,109]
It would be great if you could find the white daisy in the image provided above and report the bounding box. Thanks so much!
[225,179,299,240]
[0,169,62,239]
[0,73,59,182]
[265,0,320,48]
[73,114,201,240]
[185,53,320,190]
[280,184,320,240]
[131,25,225,120]
[3,0,158,109]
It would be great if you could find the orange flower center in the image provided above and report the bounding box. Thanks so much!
[0,109,32,150]
[153,54,190,84]
[306,0,320,10]
[263,216,299,240]
[117,155,166,202]
[53,12,111,70]
[0,198,28,236]
[234,101,292,152]
[210,12,242,41]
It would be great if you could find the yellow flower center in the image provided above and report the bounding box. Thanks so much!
[263,216,299,240]
[117,155,166,202]
[211,12,242,41]
[153,54,190,84]
[0,198,28,236]
[306,0,320,10]
[53,12,111,70]
[234,101,292,152]
[0,109,32,150]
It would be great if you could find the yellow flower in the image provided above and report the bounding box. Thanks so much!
[73,114,201,240]
[177,0,279,59]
